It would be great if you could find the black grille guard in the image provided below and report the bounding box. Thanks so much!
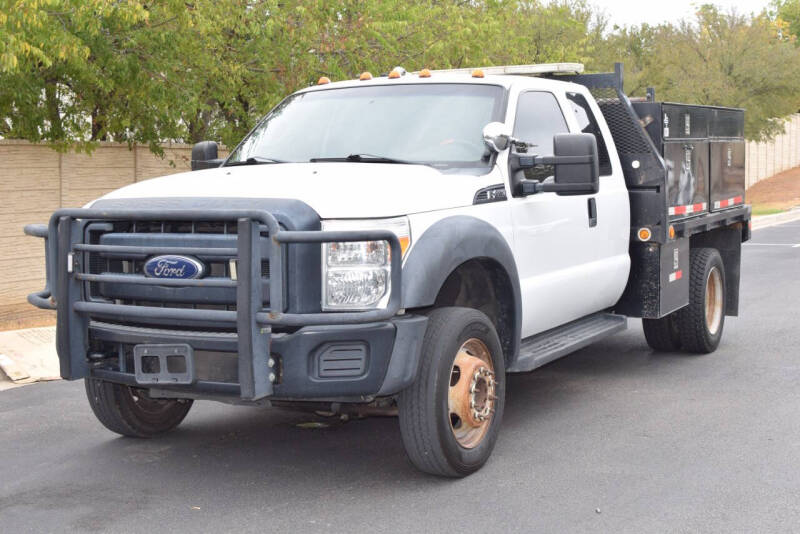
[24,208,402,400]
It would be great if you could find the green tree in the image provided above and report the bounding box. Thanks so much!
[591,5,800,139]
[772,0,800,40]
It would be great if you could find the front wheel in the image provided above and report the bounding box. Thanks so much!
[398,307,506,477]
[85,378,193,437]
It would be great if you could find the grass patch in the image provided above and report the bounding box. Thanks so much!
[751,206,787,216]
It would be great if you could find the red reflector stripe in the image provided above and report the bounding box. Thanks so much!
[669,203,707,216]
[715,196,743,209]
[668,269,683,282]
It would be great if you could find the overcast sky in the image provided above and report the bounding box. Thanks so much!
[593,0,773,28]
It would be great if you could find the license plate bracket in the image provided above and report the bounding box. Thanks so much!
[133,344,195,385]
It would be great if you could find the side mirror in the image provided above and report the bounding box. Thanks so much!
[482,122,511,152]
[191,141,223,171]
[510,133,599,196]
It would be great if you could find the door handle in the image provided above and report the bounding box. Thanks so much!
[587,198,597,228]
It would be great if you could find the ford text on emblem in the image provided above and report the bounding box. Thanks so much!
[144,255,206,280]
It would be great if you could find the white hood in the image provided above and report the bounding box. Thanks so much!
[97,163,496,218]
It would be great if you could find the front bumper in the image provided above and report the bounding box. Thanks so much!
[87,314,427,401]
[25,208,420,401]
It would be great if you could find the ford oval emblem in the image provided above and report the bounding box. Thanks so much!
[143,255,206,280]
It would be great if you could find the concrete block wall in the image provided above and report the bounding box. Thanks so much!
[0,140,225,330]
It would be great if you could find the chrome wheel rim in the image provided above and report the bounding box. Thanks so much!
[705,266,723,335]
[447,338,496,449]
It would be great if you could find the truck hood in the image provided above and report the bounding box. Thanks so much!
[96,163,493,218]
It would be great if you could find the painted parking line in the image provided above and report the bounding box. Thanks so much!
[743,243,800,247]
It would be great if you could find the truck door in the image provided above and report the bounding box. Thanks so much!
[510,90,630,337]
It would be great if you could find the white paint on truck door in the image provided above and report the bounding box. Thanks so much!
[508,88,630,337]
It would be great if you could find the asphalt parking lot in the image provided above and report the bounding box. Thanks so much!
[1,221,799,533]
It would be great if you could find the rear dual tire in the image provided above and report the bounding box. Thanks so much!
[642,247,726,354]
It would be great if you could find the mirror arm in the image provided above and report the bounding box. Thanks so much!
[516,154,594,167]
[521,180,597,195]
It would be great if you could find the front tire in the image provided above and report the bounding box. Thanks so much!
[398,307,505,477]
[85,378,193,437]
[676,248,726,353]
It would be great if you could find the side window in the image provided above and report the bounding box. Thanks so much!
[566,92,612,176]
[512,92,569,182]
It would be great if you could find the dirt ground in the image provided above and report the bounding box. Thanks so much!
[747,166,800,214]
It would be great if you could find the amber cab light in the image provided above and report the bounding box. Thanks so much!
[317,76,331,85]
[388,70,401,79]
[472,69,485,78]
[419,68,432,78]
[359,71,373,81]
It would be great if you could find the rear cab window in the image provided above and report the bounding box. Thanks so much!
[566,92,612,176]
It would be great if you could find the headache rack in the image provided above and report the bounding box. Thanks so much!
[25,209,402,400]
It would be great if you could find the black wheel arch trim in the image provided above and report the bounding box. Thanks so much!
[401,215,521,363]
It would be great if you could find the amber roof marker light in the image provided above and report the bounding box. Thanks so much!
[418,68,432,78]
[359,71,373,81]
[317,76,331,85]
[471,69,485,78]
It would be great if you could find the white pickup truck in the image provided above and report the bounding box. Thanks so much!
[26,63,751,477]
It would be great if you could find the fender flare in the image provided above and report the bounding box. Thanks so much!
[402,215,521,361]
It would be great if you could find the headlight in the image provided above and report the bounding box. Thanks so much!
[321,217,411,310]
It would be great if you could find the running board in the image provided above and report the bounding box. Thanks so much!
[508,313,627,373]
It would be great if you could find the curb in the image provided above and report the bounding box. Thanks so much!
[751,207,800,230]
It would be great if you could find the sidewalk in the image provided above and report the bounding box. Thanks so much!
[3,209,800,390]
[0,327,60,390]
[751,207,800,229]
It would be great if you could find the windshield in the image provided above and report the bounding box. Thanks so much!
[226,83,506,169]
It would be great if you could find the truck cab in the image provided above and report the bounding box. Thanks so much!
[25,63,750,477]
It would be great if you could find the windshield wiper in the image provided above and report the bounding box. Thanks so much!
[309,153,418,165]
[225,156,286,167]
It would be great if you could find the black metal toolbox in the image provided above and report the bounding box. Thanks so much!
[632,102,746,219]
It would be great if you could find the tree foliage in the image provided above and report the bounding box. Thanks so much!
[1,0,800,151]
[589,5,800,139]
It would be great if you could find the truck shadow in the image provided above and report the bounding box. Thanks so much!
[83,329,680,490]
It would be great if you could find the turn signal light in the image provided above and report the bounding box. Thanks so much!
[637,228,652,242]
[472,69,485,78]
[419,68,432,78]
[317,76,331,85]
[359,71,373,81]
[398,236,411,257]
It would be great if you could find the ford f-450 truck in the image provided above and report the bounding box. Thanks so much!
[25,63,751,477]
